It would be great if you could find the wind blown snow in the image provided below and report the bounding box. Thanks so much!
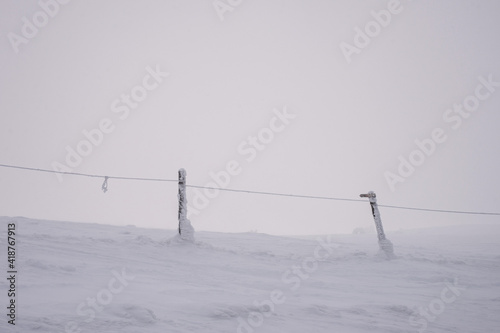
[0,217,499,333]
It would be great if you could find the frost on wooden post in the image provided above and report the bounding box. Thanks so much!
[360,191,394,259]
[178,168,195,242]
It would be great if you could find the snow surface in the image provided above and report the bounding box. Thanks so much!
[1,216,499,333]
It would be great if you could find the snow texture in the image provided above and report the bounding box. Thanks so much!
[1,216,499,333]
[179,218,195,242]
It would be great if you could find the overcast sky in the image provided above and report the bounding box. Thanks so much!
[1,0,499,235]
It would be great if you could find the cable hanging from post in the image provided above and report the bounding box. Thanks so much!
[376,204,500,216]
[1,163,500,217]
[185,184,367,203]
[0,163,178,183]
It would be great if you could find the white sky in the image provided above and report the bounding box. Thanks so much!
[1,0,499,235]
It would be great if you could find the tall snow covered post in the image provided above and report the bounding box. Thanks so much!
[360,191,394,259]
[178,168,195,242]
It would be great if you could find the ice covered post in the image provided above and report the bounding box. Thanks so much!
[177,168,195,242]
[178,169,186,233]
[359,191,394,258]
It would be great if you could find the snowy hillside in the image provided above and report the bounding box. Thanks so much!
[1,217,499,333]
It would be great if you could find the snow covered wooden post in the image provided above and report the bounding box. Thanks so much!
[359,191,394,258]
[177,168,194,242]
[178,169,187,234]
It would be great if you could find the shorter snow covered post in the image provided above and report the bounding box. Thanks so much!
[178,168,195,242]
[359,191,394,259]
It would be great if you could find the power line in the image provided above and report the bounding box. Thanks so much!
[188,184,500,216]
[186,184,366,203]
[0,163,177,183]
[377,204,500,216]
[1,163,500,216]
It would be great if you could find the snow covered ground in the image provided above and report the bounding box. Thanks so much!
[1,216,499,333]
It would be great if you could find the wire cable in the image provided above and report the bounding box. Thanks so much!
[188,184,500,216]
[0,163,177,182]
[377,204,500,216]
[186,184,366,203]
[1,163,500,216]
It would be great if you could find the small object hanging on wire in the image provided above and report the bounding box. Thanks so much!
[101,176,109,193]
